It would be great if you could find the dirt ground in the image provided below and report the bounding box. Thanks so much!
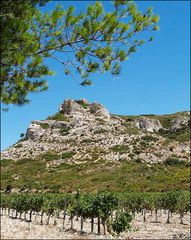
[1,210,190,239]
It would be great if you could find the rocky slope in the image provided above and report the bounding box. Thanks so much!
[2,99,190,164]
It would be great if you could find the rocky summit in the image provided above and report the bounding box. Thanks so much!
[1,99,190,165]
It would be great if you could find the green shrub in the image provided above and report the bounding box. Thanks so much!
[128,153,135,159]
[60,126,70,136]
[155,153,163,157]
[164,158,186,166]
[141,135,158,142]
[20,133,25,138]
[126,127,139,135]
[62,151,75,159]
[159,118,174,128]
[135,158,142,163]
[139,141,148,148]
[122,122,139,135]
[41,152,60,161]
[133,149,142,155]
[111,145,129,153]
[47,112,68,121]
[76,100,89,109]
[14,143,23,148]
[158,127,189,143]
[0,159,13,167]
[39,123,49,129]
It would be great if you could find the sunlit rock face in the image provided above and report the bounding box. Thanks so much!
[26,121,45,140]
[59,99,87,115]
[59,99,110,120]
[171,116,190,130]
[135,118,163,132]
[90,102,110,120]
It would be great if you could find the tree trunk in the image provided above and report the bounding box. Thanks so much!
[53,214,57,225]
[29,210,33,222]
[19,212,22,219]
[132,210,136,219]
[159,209,162,216]
[62,211,66,229]
[98,217,101,235]
[150,210,153,216]
[166,210,170,224]
[103,220,106,235]
[70,216,74,230]
[143,209,146,222]
[80,216,84,232]
[11,209,14,218]
[46,214,51,225]
[8,209,11,218]
[91,218,94,233]
[15,211,18,219]
[40,212,44,225]
[155,209,158,222]
[24,212,27,221]
[34,212,37,222]
[180,213,184,224]
[10,209,13,217]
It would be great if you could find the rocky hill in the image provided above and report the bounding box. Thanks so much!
[2,99,190,163]
[1,99,190,192]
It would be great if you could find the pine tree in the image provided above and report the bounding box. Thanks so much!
[1,0,159,106]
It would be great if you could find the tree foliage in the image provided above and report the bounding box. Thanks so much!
[0,0,159,105]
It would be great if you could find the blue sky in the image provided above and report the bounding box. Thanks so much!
[1,1,190,150]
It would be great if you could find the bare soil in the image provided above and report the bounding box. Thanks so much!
[1,211,190,239]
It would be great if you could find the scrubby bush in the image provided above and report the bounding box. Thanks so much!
[60,126,70,136]
[164,158,186,166]
[47,112,68,121]
[141,135,158,142]
[111,145,129,153]
[62,152,75,159]
[39,123,49,129]
[42,152,60,161]
[14,143,23,148]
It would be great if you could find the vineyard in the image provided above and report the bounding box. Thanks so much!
[1,190,190,237]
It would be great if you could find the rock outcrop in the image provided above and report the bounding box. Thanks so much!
[171,116,190,130]
[26,121,45,140]
[135,118,163,132]
[59,99,86,115]
[59,99,110,120]
[90,102,110,120]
